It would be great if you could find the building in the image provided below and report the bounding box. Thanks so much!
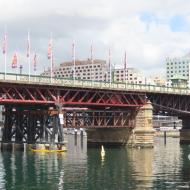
[113,68,146,84]
[42,59,150,85]
[149,75,166,86]
[42,59,110,81]
[166,53,190,86]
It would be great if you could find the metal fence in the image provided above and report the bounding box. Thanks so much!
[0,72,190,95]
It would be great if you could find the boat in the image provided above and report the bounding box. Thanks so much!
[30,148,67,153]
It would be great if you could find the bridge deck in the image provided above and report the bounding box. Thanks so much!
[0,72,189,96]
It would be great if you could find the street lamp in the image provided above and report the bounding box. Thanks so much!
[19,65,23,75]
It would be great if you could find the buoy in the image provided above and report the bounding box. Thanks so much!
[101,145,105,157]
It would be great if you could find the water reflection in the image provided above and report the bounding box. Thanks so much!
[0,136,189,189]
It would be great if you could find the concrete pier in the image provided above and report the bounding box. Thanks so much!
[131,100,155,148]
[87,101,155,148]
[14,143,24,151]
[180,119,190,144]
[180,129,190,144]
[1,143,13,151]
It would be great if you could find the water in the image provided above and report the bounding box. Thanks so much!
[0,136,189,190]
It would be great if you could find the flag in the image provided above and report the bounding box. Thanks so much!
[26,31,30,58]
[12,52,17,68]
[2,34,7,54]
[124,51,127,70]
[47,38,52,59]
[33,53,37,71]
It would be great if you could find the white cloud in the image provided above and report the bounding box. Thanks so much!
[0,0,190,76]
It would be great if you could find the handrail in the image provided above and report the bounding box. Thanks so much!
[0,72,190,95]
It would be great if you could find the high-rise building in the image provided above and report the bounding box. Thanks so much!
[166,54,190,84]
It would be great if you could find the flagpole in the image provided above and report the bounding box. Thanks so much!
[4,42,7,79]
[124,50,127,83]
[50,41,53,83]
[90,42,93,82]
[72,40,76,83]
[3,26,7,80]
[27,30,31,82]
[109,48,111,86]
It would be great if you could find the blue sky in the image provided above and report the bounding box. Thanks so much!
[0,0,190,76]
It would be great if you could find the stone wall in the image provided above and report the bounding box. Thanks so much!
[86,101,155,148]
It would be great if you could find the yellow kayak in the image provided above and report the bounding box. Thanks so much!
[30,148,67,153]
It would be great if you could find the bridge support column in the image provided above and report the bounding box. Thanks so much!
[131,100,155,148]
[86,101,155,147]
[180,119,190,144]
[1,106,13,151]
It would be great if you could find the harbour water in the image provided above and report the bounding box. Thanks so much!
[0,135,189,189]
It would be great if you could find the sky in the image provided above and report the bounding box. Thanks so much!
[0,0,190,76]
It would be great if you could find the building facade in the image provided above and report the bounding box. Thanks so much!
[166,54,190,86]
[42,59,110,81]
[42,59,151,85]
[113,68,146,84]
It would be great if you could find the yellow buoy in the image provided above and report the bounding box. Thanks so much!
[101,145,105,157]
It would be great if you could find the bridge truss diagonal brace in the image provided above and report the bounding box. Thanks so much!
[0,82,146,107]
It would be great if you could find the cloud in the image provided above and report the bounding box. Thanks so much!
[0,0,190,76]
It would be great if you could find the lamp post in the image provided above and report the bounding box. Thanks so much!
[19,65,23,75]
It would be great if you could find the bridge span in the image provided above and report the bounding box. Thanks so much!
[0,72,190,149]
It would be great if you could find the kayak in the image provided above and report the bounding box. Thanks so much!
[30,148,67,153]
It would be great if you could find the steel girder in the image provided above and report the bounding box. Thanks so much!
[63,110,136,128]
[0,83,146,107]
[147,93,190,116]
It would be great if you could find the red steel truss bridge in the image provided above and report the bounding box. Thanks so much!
[0,73,189,115]
[0,72,189,144]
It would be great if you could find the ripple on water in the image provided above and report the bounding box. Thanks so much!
[0,136,189,189]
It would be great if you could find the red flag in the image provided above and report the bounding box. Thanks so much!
[47,39,52,59]
[2,34,7,54]
[12,52,17,68]
[33,53,37,71]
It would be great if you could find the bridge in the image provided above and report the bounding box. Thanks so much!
[0,72,190,149]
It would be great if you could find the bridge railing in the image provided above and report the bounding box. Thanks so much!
[0,72,190,95]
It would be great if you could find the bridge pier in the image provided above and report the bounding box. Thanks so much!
[87,101,155,148]
[180,119,190,144]
[1,106,14,151]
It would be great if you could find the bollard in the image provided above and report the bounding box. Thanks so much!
[164,131,166,145]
